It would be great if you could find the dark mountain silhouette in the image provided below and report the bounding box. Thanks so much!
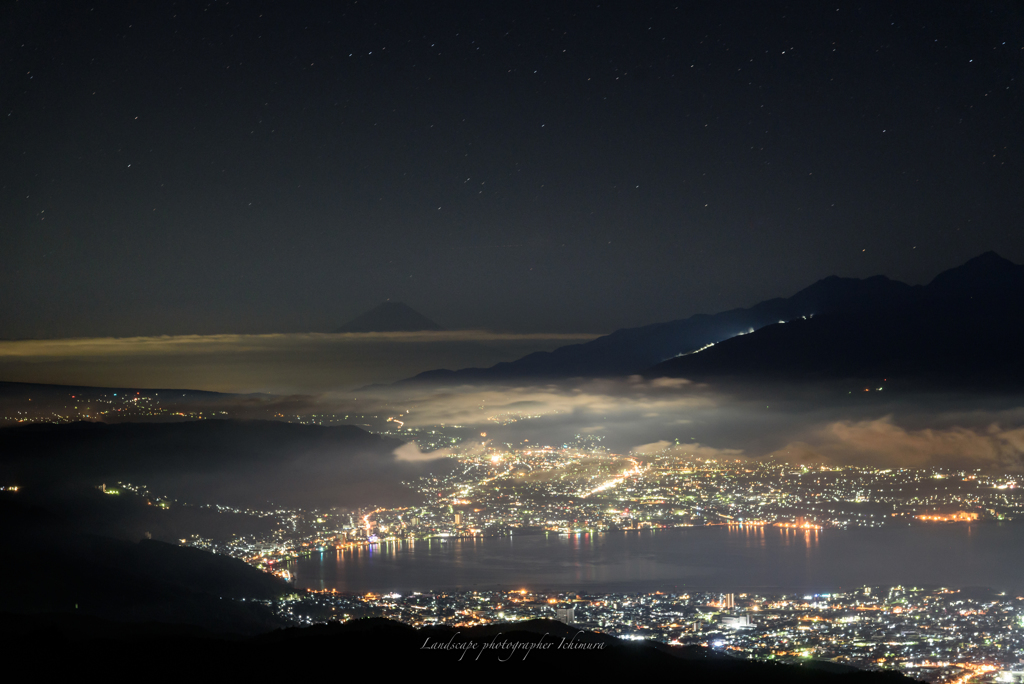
[0,419,422,508]
[403,252,1024,388]
[0,380,228,400]
[647,252,1024,386]
[6,615,916,681]
[404,272,917,384]
[0,517,290,635]
[335,302,442,332]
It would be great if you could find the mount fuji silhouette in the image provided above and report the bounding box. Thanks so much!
[335,302,442,333]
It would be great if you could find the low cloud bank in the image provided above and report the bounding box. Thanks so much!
[775,416,1024,471]
[245,379,1024,473]
[392,441,453,462]
[630,439,746,461]
[0,331,597,393]
[0,331,598,357]
[372,379,1024,473]
[388,376,710,429]
[5,352,1024,475]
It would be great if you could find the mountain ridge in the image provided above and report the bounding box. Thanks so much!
[401,252,1022,387]
[647,252,1024,386]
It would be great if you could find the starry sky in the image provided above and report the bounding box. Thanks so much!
[2,1,1022,339]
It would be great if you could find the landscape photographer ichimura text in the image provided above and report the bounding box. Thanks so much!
[420,631,606,661]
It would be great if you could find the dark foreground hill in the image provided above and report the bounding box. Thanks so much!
[0,477,291,635]
[4,615,915,681]
[0,527,290,635]
[0,419,423,508]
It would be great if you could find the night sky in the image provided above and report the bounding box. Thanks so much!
[2,1,1022,339]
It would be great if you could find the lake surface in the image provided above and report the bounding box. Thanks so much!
[286,522,1024,594]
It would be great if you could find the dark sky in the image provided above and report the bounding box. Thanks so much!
[2,1,1022,338]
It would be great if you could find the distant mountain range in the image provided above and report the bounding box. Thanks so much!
[647,251,1024,387]
[335,302,442,333]
[406,252,1024,387]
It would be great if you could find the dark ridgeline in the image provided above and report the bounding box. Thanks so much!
[4,615,915,681]
[648,252,1024,387]
[0,419,412,509]
[0,381,227,401]
[335,302,443,333]
[406,252,1024,388]
[0,534,291,635]
[0,471,291,635]
[0,417,453,645]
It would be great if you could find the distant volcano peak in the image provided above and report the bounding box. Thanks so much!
[334,302,442,333]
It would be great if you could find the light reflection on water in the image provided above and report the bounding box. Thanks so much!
[288,523,1024,594]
